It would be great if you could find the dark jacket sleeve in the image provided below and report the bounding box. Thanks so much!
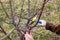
[45,22,60,35]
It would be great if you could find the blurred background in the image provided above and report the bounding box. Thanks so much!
[0,0,60,40]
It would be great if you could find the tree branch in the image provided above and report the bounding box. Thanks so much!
[9,0,15,24]
[34,0,37,8]
[0,0,10,18]
[0,26,12,40]
[30,0,49,30]
[26,0,31,26]
[17,0,24,27]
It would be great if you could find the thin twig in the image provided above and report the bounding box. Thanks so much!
[34,0,37,8]
[0,0,10,18]
[26,0,31,26]
[0,27,15,40]
[9,0,15,24]
[28,0,30,17]
[0,26,12,40]
[17,0,24,27]
[30,0,49,30]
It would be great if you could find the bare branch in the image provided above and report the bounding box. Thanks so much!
[28,0,49,22]
[34,0,37,8]
[20,16,29,20]
[25,0,31,26]
[0,25,24,40]
[23,0,49,34]
[0,0,50,40]
[17,0,24,26]
[21,0,24,9]
[0,26,12,40]
[27,0,30,17]
[9,0,15,24]
[0,0,10,18]
[30,0,49,30]
[26,6,41,22]
[4,21,12,24]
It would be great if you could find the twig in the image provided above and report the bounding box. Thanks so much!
[4,21,12,24]
[27,0,30,17]
[0,0,10,18]
[23,0,49,34]
[30,0,49,30]
[34,0,37,8]
[17,0,24,27]
[0,26,12,40]
[9,0,15,24]
[26,0,31,26]
[0,25,24,40]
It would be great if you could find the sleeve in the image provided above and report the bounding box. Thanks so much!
[45,22,60,35]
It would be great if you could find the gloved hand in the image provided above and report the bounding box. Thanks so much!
[24,32,34,40]
[37,20,46,26]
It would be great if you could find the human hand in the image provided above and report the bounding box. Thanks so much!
[24,32,34,40]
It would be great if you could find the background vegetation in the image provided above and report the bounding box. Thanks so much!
[0,0,60,40]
